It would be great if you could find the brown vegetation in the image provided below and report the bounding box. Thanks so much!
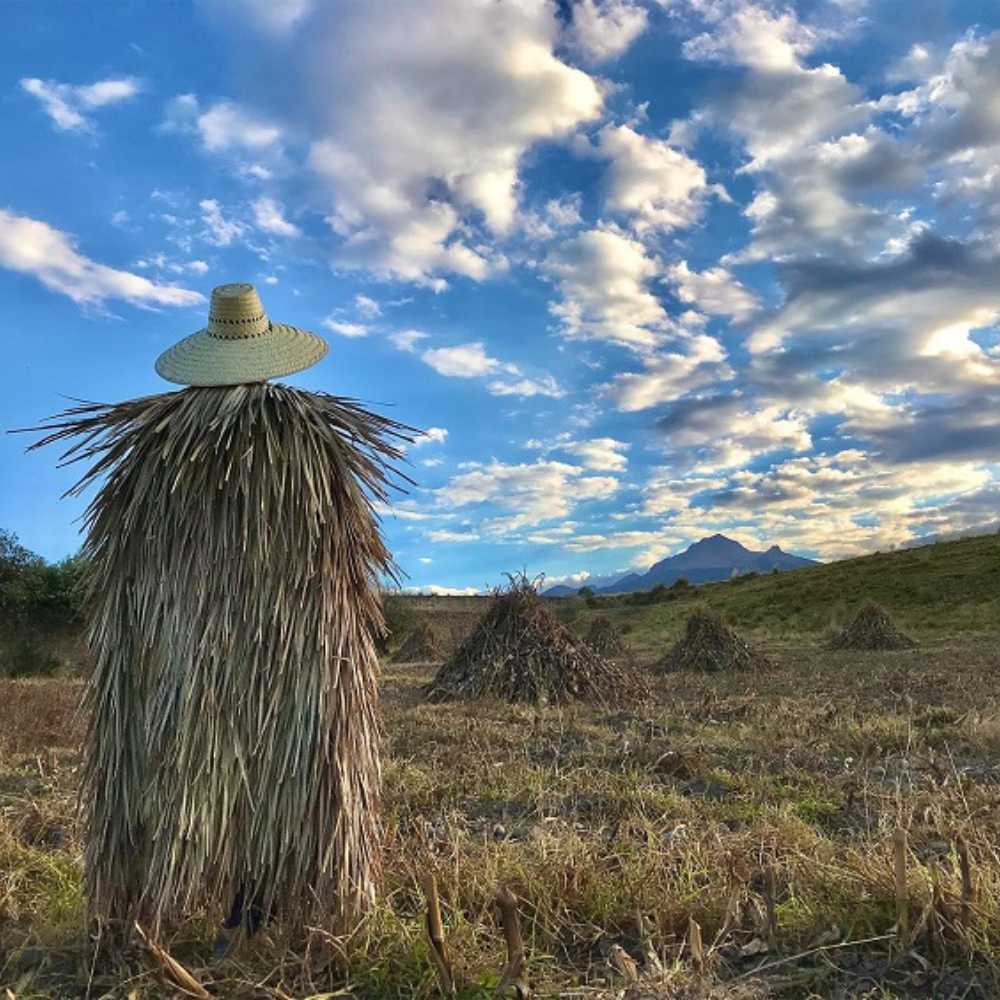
[5,635,1000,997]
[584,615,630,658]
[425,576,648,705]
[661,610,771,673]
[830,601,917,651]
[392,621,447,663]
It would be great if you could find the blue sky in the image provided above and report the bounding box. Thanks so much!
[3,0,1000,593]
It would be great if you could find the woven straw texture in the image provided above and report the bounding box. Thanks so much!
[155,283,329,386]
[156,322,328,386]
[27,383,413,933]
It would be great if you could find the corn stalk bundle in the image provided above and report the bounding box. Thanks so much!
[391,621,447,663]
[830,601,916,650]
[660,610,771,673]
[583,616,630,659]
[26,384,411,933]
[425,576,648,705]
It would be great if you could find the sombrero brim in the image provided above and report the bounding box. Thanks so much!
[155,323,329,387]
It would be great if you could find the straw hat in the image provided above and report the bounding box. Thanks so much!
[155,283,328,386]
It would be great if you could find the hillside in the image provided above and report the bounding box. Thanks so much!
[563,531,1000,656]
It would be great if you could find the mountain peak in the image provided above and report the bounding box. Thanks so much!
[591,532,819,594]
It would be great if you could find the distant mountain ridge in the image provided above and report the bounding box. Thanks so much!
[543,534,819,596]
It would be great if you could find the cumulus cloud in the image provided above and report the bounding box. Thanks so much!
[683,4,864,168]
[354,294,381,319]
[389,329,429,353]
[199,199,247,246]
[21,76,141,131]
[413,427,448,448]
[0,209,203,309]
[587,123,722,233]
[252,196,301,237]
[607,335,731,411]
[322,318,368,337]
[425,529,481,543]
[563,0,648,64]
[162,94,284,155]
[654,395,813,472]
[421,342,514,378]
[545,227,673,351]
[420,341,563,397]
[525,435,630,470]
[666,261,758,320]
[254,0,604,283]
[437,459,619,531]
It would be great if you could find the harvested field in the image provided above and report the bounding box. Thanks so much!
[6,635,1000,998]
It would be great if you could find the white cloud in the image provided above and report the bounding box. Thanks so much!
[203,0,603,283]
[21,76,141,131]
[354,294,381,319]
[545,227,672,351]
[606,335,731,411]
[589,124,721,233]
[564,0,648,63]
[666,261,758,321]
[390,329,429,353]
[110,210,130,227]
[564,529,677,553]
[425,529,481,543]
[0,209,203,309]
[373,501,435,522]
[252,196,301,237]
[201,0,313,34]
[197,100,283,153]
[322,318,368,337]
[486,375,565,399]
[199,199,247,247]
[536,431,631,472]
[186,260,210,274]
[437,459,619,531]
[421,342,509,378]
[421,341,563,398]
[401,584,482,595]
[413,427,448,448]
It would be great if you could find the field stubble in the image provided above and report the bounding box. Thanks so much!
[3,635,1000,998]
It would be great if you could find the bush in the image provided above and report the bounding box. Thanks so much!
[4,638,60,679]
[0,530,86,623]
[379,593,417,653]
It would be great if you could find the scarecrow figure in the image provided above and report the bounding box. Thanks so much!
[29,284,410,943]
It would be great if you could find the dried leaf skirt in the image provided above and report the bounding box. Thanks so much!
[30,384,408,930]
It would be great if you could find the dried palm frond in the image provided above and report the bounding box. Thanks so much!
[660,610,770,673]
[25,383,412,933]
[426,574,648,705]
[829,601,916,650]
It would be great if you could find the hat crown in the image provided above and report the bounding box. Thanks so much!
[207,283,270,340]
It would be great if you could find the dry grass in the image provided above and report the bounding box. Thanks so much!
[4,636,1000,998]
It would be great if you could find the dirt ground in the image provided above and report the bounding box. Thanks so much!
[4,636,1000,997]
